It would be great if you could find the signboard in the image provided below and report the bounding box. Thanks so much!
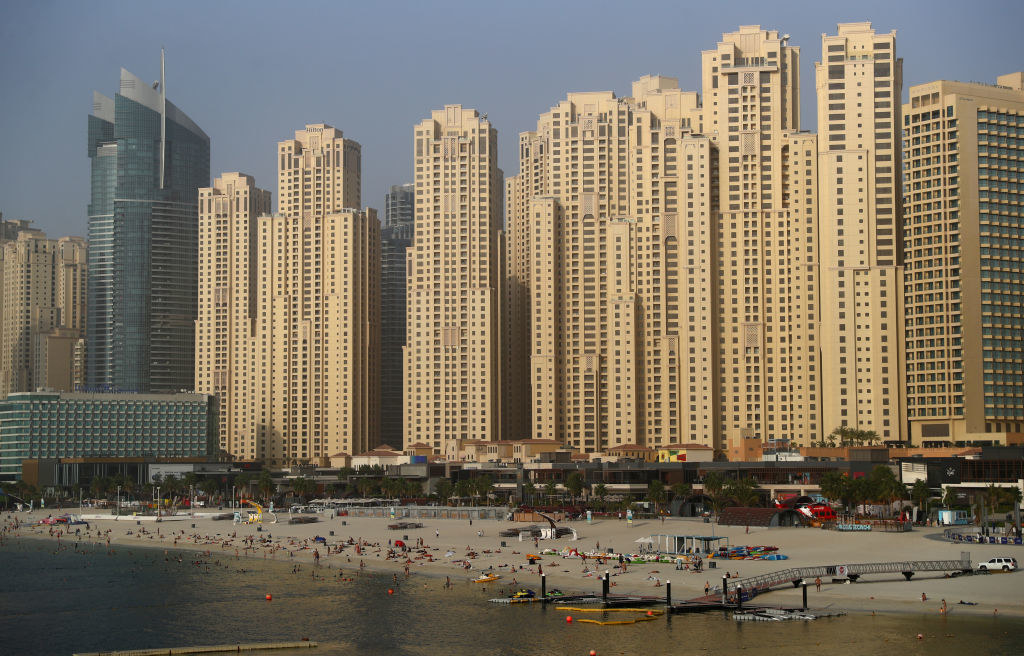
[390,506,396,519]
[586,510,592,523]
[626,509,633,526]
[837,565,848,578]
[149,463,194,482]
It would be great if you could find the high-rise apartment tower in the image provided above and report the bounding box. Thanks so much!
[405,106,503,454]
[902,72,1024,444]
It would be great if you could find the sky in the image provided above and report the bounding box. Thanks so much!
[0,0,1022,238]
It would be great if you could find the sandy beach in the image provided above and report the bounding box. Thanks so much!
[5,508,1021,618]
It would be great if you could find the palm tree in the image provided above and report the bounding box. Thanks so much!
[593,483,608,509]
[701,471,726,516]
[435,479,453,505]
[291,476,314,503]
[521,480,536,506]
[234,473,253,500]
[257,469,276,503]
[543,480,559,505]
[647,479,667,516]
[725,477,760,507]
[453,479,472,504]
[910,479,932,521]
[565,472,586,505]
[942,486,958,509]
[90,476,109,500]
[474,475,494,506]
[199,478,220,502]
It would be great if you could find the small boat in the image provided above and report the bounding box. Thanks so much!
[545,588,565,597]
[511,589,536,599]
[473,573,502,583]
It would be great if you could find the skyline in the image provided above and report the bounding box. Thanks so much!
[1,1,1022,237]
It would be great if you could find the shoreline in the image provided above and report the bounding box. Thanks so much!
[4,509,1022,619]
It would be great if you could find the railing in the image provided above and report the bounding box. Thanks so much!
[713,556,973,598]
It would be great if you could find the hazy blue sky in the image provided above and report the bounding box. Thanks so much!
[1,0,1021,237]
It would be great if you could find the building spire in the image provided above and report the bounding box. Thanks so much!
[159,47,166,190]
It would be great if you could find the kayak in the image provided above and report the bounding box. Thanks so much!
[474,574,502,583]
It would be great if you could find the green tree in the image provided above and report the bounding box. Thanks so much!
[90,476,109,500]
[291,476,314,502]
[910,479,932,520]
[473,475,494,505]
[453,479,472,503]
[565,472,586,504]
[199,478,220,501]
[869,465,904,516]
[543,480,559,503]
[234,473,253,499]
[593,483,608,508]
[336,467,355,480]
[819,471,851,513]
[435,479,453,505]
[647,479,667,515]
[725,477,760,507]
[942,486,958,509]
[257,470,276,502]
[701,471,726,516]
[521,480,536,506]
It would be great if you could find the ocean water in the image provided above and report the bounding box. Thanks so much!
[0,537,1021,656]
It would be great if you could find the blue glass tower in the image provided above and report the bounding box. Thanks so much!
[87,63,210,392]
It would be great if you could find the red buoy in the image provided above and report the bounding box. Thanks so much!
[647,610,653,616]
[566,615,573,623]
[265,594,272,601]
[590,651,597,656]
[388,588,394,595]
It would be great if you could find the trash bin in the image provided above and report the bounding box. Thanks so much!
[330,530,335,536]
[257,526,262,532]
[342,520,347,526]
[404,535,409,540]
[709,560,716,569]
[191,523,196,529]
[501,541,507,547]
[703,517,710,523]
[529,557,537,565]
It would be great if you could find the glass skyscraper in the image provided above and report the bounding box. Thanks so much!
[87,66,210,392]
[380,184,414,446]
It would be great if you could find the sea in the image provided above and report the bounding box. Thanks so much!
[0,536,1021,656]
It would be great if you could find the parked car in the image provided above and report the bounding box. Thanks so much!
[976,557,1018,572]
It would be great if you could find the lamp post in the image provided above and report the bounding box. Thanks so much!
[155,486,161,517]
[116,485,121,518]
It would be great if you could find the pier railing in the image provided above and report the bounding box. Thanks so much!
[715,554,973,599]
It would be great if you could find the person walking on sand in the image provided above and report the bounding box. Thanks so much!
[815,576,821,592]
[435,529,439,538]
[705,581,710,597]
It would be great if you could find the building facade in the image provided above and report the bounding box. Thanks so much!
[0,391,216,481]
[405,106,503,453]
[506,78,720,452]
[253,208,380,466]
[196,125,380,466]
[385,183,414,229]
[816,22,907,443]
[0,230,87,397]
[87,65,210,393]
[380,187,413,447]
[195,173,271,459]
[702,26,821,449]
[902,72,1024,444]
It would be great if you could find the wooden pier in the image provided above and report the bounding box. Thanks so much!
[73,640,317,656]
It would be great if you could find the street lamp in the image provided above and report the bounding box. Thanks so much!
[155,486,161,517]
[117,485,121,518]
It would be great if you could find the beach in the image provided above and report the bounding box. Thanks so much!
[5,508,1021,618]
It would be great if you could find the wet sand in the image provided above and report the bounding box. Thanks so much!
[5,509,1021,617]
